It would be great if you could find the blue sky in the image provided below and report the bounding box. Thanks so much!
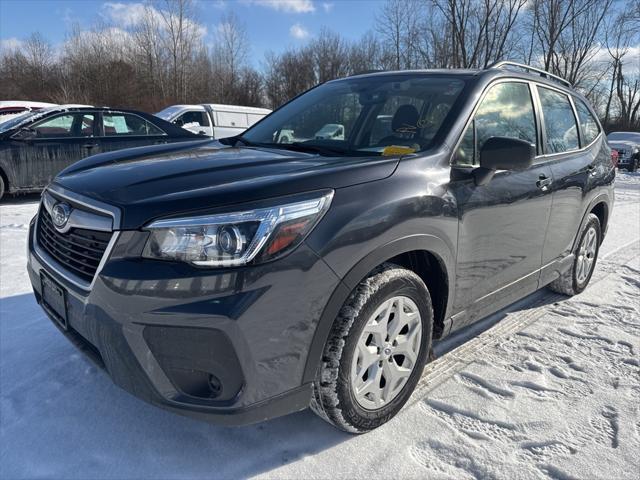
[0,0,382,64]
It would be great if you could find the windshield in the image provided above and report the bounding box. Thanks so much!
[0,105,72,133]
[239,75,466,156]
[608,132,640,143]
[0,110,38,132]
[156,106,185,121]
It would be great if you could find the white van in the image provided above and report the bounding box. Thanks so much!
[155,104,271,139]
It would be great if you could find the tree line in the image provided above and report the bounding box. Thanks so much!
[1,0,639,130]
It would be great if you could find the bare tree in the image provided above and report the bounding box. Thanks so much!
[428,0,527,68]
[156,0,202,103]
[375,0,423,69]
[211,12,252,103]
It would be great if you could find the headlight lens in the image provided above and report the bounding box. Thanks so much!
[142,192,333,267]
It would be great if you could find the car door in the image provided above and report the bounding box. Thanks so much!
[538,89,605,284]
[98,111,170,154]
[9,111,98,188]
[448,81,554,328]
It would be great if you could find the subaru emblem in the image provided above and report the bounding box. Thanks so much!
[51,202,72,229]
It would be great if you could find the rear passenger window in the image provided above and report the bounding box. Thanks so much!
[455,82,536,166]
[103,113,165,136]
[538,87,579,153]
[574,99,600,145]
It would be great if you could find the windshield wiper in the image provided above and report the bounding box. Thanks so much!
[286,142,352,156]
[230,137,357,157]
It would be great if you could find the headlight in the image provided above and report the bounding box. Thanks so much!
[142,192,333,267]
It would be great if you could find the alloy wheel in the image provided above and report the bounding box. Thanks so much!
[576,226,597,285]
[350,296,422,410]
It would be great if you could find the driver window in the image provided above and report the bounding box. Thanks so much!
[455,82,536,166]
[178,111,209,127]
[31,113,95,138]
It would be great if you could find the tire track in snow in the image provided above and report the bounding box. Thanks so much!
[407,239,640,408]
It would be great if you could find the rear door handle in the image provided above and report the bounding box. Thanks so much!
[536,175,552,191]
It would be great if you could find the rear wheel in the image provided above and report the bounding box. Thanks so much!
[0,174,5,202]
[311,264,433,433]
[549,213,601,296]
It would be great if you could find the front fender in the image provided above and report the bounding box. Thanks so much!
[302,234,455,383]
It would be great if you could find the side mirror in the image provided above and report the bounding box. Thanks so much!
[480,136,535,171]
[475,136,535,185]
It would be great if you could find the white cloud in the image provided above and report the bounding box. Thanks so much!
[290,23,310,39]
[251,0,315,13]
[101,2,207,39]
[321,2,333,12]
[101,2,149,27]
[588,43,640,77]
[0,37,24,52]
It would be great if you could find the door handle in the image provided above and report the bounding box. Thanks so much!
[536,175,552,191]
[83,143,98,149]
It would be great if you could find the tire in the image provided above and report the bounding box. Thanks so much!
[549,213,601,296]
[0,174,5,202]
[310,264,433,433]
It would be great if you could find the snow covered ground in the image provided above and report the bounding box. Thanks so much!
[1,173,638,480]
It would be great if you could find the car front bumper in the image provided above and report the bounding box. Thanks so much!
[27,218,342,425]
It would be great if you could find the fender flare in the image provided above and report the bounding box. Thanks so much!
[302,234,455,383]
[0,159,14,194]
[572,191,611,251]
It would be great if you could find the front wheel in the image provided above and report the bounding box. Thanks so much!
[549,213,601,296]
[311,264,433,433]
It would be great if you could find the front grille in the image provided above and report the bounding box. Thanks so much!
[37,208,112,283]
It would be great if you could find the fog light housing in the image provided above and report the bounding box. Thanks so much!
[208,374,222,397]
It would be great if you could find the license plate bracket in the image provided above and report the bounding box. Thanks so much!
[41,273,68,330]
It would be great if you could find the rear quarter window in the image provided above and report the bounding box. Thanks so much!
[574,99,601,145]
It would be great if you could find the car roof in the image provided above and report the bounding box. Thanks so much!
[159,104,271,114]
[340,66,579,96]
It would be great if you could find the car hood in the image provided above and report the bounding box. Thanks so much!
[53,140,400,229]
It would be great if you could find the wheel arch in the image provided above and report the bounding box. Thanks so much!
[0,166,8,195]
[590,201,608,238]
[572,193,611,251]
[303,234,455,383]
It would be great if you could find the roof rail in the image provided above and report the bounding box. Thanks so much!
[488,61,572,88]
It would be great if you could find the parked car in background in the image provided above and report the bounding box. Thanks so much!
[607,131,640,172]
[314,123,345,140]
[156,103,271,138]
[27,62,614,433]
[0,105,199,200]
[0,101,58,124]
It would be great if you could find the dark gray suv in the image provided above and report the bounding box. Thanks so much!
[27,62,614,433]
